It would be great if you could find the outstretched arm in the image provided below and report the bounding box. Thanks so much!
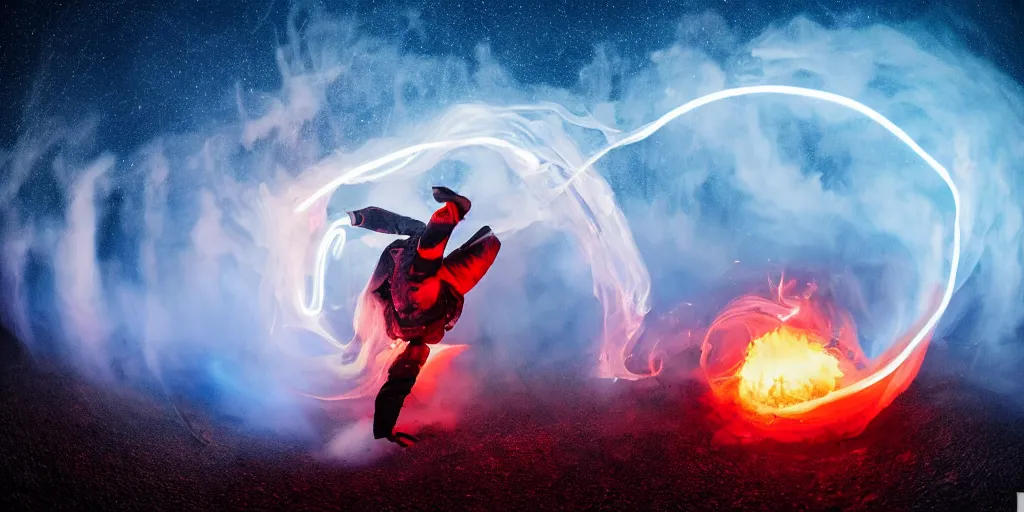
[348,207,426,236]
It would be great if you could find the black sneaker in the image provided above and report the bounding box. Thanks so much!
[388,431,419,447]
[463,225,494,247]
[347,210,364,226]
[432,186,471,217]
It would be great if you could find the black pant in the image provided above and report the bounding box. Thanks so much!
[372,341,430,439]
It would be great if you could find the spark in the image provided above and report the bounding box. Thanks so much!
[778,306,800,323]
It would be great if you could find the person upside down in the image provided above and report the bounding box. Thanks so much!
[347,187,500,447]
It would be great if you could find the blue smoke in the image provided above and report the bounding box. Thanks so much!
[1,5,1021,443]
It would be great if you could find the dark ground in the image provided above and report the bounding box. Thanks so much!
[0,329,1021,512]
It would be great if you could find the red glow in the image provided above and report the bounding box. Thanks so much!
[411,343,469,400]
[700,276,934,443]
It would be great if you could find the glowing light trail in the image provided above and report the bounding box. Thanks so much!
[294,86,960,409]
[559,85,961,412]
[298,216,350,316]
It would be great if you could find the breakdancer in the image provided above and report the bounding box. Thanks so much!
[347,186,500,447]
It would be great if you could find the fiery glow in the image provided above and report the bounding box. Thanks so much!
[701,276,940,442]
[736,326,843,411]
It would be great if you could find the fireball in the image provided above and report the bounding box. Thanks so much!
[736,326,844,412]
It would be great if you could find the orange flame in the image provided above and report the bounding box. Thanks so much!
[736,326,843,412]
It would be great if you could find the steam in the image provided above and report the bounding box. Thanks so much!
[1,7,1022,449]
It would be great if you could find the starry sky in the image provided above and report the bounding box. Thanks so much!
[2,0,1022,153]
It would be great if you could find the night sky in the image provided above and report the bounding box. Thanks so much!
[2,0,1022,152]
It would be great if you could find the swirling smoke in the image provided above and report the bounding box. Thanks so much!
[1,6,1022,447]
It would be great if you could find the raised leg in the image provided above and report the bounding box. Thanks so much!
[410,187,472,277]
[439,226,501,295]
